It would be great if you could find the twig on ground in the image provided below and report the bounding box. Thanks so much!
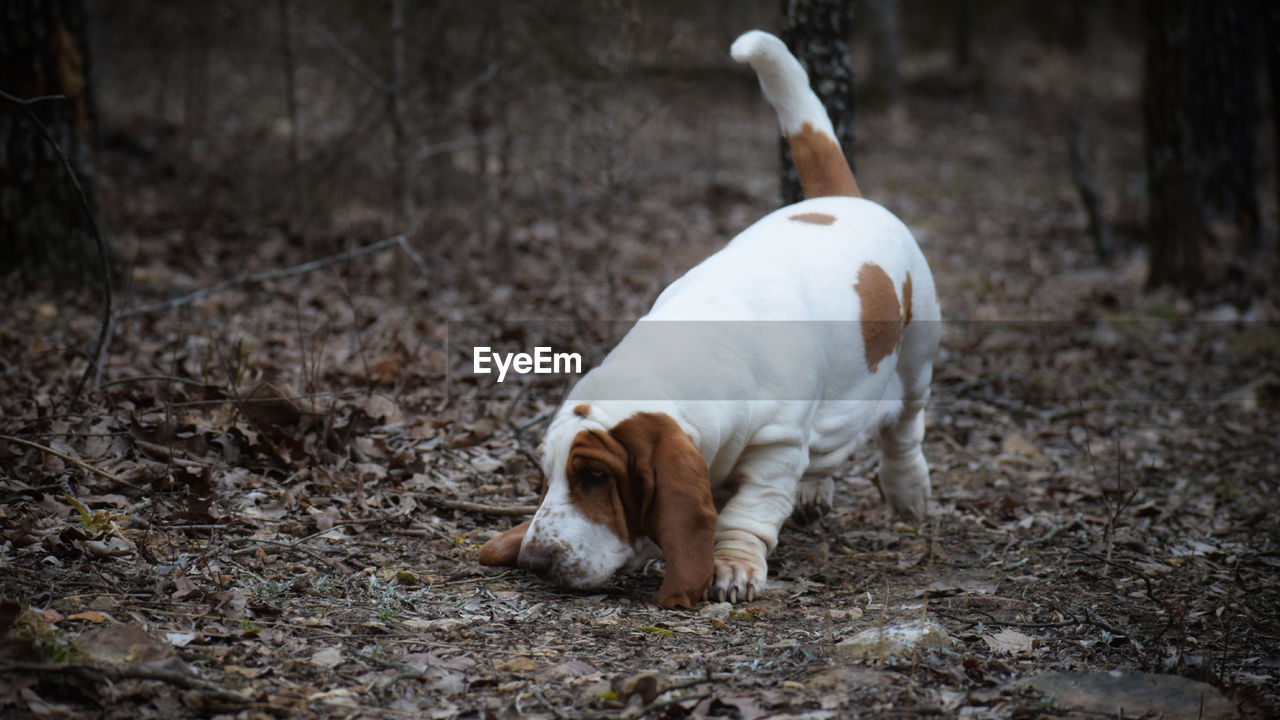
[296,516,403,542]
[1000,513,1086,558]
[133,437,213,468]
[1070,547,1160,605]
[0,434,138,488]
[0,91,114,407]
[415,493,537,517]
[0,661,250,704]
[227,537,350,573]
[116,233,426,319]
[1031,513,1086,545]
[101,374,214,389]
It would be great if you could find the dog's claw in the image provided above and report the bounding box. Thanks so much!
[791,477,835,526]
[710,552,766,605]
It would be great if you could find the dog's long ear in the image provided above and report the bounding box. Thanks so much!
[611,413,715,609]
[478,520,530,567]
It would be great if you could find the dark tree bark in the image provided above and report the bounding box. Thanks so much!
[1143,0,1261,290]
[1192,2,1260,248]
[1268,5,1280,241]
[952,0,974,73]
[0,0,99,280]
[780,0,855,206]
[865,0,902,108]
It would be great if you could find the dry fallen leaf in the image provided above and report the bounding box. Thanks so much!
[77,624,172,664]
[310,646,345,669]
[983,627,1034,655]
[498,656,538,673]
[67,611,108,623]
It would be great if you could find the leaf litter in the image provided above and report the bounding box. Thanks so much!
[2,26,1279,720]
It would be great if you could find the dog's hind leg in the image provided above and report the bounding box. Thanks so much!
[875,273,940,522]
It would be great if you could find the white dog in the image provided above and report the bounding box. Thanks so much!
[480,30,940,608]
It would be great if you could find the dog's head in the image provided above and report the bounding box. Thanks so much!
[479,408,715,608]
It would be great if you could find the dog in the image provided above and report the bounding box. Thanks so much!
[479,30,940,608]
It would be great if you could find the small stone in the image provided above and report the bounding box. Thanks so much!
[835,619,952,659]
[699,602,732,620]
[1010,671,1235,720]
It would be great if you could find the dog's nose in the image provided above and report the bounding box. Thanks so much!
[517,546,553,575]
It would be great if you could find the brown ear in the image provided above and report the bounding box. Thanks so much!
[610,413,715,609]
[478,520,530,567]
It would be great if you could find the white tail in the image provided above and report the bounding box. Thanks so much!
[731,30,860,199]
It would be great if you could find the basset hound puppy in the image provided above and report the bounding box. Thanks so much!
[479,30,940,609]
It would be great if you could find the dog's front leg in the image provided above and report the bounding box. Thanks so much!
[709,445,803,603]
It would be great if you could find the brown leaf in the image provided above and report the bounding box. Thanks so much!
[239,382,321,428]
[172,575,203,601]
[67,611,108,623]
[77,624,173,664]
[1000,433,1043,460]
[498,656,538,673]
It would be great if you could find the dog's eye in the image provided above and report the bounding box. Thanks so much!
[580,462,610,485]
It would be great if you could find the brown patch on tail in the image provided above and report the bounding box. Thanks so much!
[787,123,860,199]
[854,263,903,372]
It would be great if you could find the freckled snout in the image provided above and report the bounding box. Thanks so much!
[517,545,554,576]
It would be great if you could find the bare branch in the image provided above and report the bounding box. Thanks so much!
[414,493,537,517]
[0,661,251,704]
[115,234,426,319]
[0,433,138,488]
[299,10,391,94]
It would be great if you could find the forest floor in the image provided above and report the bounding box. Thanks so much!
[3,35,1280,720]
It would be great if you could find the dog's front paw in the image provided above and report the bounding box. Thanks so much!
[708,531,768,603]
[790,476,834,525]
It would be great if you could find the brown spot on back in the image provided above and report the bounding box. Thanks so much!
[854,263,903,372]
[788,212,837,225]
[902,272,913,328]
[787,123,861,199]
[573,403,591,417]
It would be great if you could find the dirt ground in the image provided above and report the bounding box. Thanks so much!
[2,24,1279,720]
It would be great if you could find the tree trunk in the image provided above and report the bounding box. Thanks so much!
[278,0,306,233]
[952,0,974,73]
[1268,5,1280,243]
[389,0,412,231]
[1192,2,1260,249]
[865,0,902,108]
[0,0,99,281]
[1143,0,1261,290]
[780,0,855,206]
